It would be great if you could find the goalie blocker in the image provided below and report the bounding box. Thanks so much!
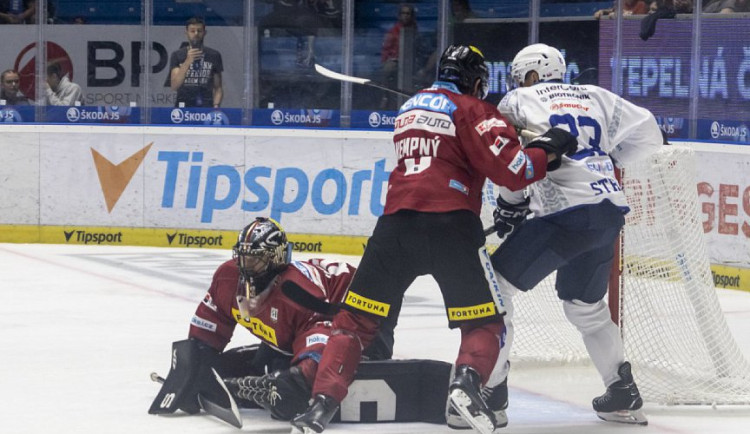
[149,339,452,424]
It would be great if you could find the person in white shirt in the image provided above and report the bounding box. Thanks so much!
[45,62,82,106]
[448,43,663,429]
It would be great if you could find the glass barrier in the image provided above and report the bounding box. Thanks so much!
[0,1,748,141]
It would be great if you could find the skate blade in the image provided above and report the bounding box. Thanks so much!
[596,408,648,426]
[449,389,496,434]
[289,426,315,434]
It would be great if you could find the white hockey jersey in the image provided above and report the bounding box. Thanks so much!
[497,82,663,217]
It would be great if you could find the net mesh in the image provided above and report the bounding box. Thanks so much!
[482,145,750,405]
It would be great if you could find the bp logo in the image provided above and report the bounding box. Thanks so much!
[170,108,184,123]
[271,110,284,125]
[66,107,80,122]
[368,112,382,128]
[710,121,720,139]
[14,41,74,101]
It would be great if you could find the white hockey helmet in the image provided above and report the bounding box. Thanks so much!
[510,43,566,88]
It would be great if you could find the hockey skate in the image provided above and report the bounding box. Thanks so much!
[447,376,508,430]
[291,394,339,433]
[448,365,500,434]
[593,362,648,425]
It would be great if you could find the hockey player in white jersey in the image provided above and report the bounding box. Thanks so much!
[448,43,663,428]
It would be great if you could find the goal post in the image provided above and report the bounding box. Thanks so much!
[482,145,750,405]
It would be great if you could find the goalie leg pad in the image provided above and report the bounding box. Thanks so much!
[148,338,219,415]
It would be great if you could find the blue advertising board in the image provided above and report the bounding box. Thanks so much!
[151,107,241,125]
[600,18,750,143]
[0,105,35,123]
[252,108,340,128]
[46,105,140,124]
[350,110,397,130]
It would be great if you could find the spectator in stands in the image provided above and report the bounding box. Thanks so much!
[259,1,342,68]
[451,0,476,21]
[0,0,34,24]
[167,17,223,108]
[379,3,417,109]
[0,0,55,24]
[594,0,649,19]
[416,0,477,88]
[0,69,30,105]
[703,0,749,12]
[45,62,82,106]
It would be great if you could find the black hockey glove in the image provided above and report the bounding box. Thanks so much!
[526,127,578,171]
[493,195,530,239]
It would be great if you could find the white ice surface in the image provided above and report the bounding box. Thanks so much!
[2,243,750,433]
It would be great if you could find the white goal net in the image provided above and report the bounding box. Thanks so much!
[482,145,750,405]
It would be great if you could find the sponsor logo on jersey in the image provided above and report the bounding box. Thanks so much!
[190,315,217,332]
[306,333,329,347]
[394,109,455,136]
[550,102,590,112]
[449,179,469,195]
[344,292,390,317]
[489,136,510,156]
[474,118,507,135]
[524,160,535,180]
[400,92,457,115]
[447,302,496,321]
[270,307,278,322]
[232,308,278,345]
[508,150,526,174]
[201,293,218,311]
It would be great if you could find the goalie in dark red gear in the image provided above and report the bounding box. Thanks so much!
[149,217,397,424]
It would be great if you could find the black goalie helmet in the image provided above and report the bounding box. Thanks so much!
[233,217,291,284]
[438,44,489,99]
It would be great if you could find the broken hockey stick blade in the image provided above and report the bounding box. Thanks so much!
[314,64,411,98]
[198,368,243,429]
[282,281,339,316]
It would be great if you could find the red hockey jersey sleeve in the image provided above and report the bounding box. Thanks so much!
[188,259,242,351]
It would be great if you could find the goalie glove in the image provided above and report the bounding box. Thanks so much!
[493,195,530,239]
[526,127,578,171]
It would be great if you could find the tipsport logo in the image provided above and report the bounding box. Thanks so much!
[170,108,229,125]
[63,229,123,244]
[158,150,391,223]
[91,143,153,212]
[165,231,224,247]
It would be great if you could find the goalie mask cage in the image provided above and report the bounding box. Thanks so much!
[484,145,750,405]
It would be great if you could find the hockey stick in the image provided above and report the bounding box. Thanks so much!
[315,64,412,98]
[149,370,243,429]
[281,281,340,316]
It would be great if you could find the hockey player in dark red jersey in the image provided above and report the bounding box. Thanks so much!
[291,45,578,434]
[149,217,397,423]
